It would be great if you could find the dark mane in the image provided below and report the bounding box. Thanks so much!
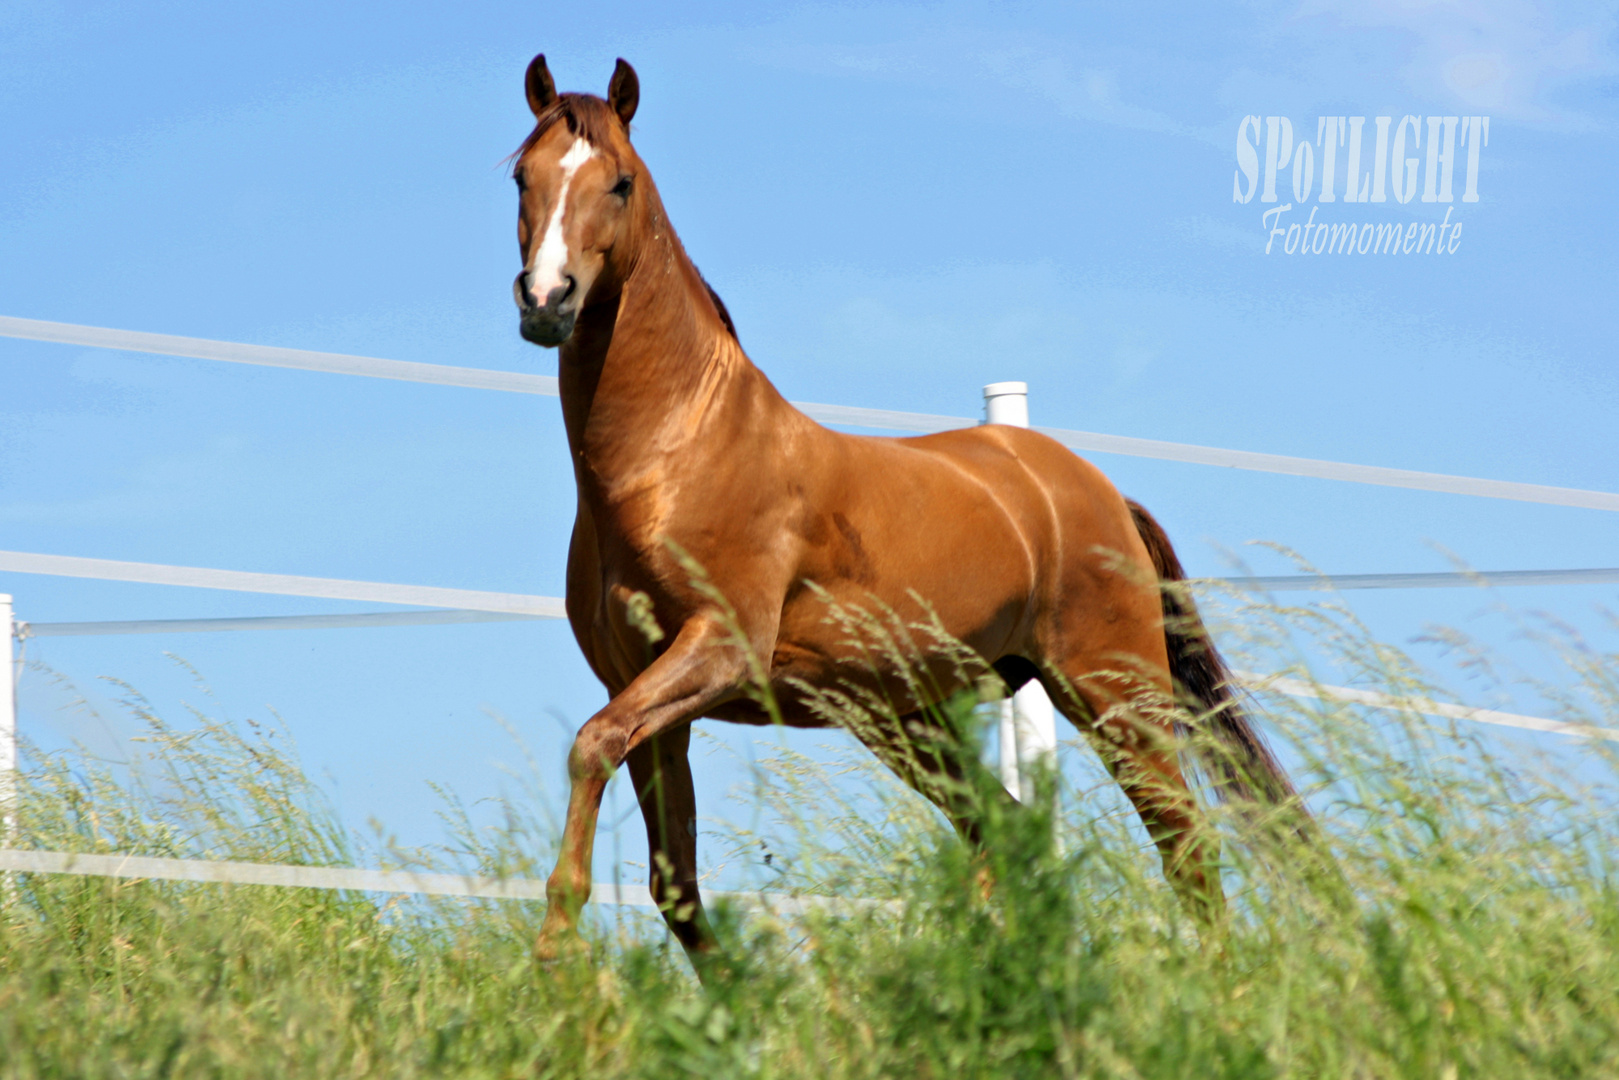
[510,93,625,170]
[701,276,738,341]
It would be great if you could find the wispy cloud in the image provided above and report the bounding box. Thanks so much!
[734,13,1185,136]
[1294,0,1619,126]
[977,46,1182,135]
[729,3,1617,137]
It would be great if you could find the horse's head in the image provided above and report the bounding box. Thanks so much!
[511,55,644,348]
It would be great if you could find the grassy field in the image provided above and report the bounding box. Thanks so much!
[3,592,1619,1078]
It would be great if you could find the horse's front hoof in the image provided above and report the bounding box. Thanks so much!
[534,928,591,966]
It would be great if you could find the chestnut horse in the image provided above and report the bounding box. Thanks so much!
[511,56,1297,959]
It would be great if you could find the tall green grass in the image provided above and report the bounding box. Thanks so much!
[3,592,1618,1078]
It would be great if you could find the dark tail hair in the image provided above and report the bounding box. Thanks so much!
[1126,499,1300,811]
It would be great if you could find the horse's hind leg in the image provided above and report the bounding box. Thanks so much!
[859,705,1015,847]
[626,724,714,953]
[1043,628,1223,920]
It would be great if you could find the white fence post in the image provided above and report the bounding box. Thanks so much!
[1,594,14,848]
[982,385,1059,802]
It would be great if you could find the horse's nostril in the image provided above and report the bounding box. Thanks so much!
[515,271,538,309]
[562,275,577,302]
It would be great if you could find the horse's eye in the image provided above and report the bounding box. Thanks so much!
[611,175,633,199]
[514,173,527,192]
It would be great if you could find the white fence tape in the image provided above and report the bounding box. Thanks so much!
[1036,426,1619,512]
[0,551,563,617]
[6,314,1617,511]
[0,848,558,900]
[0,848,889,916]
[792,402,970,434]
[23,610,552,637]
[1235,670,1619,742]
[0,315,557,395]
[1219,568,1619,591]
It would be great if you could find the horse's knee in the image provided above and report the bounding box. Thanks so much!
[567,723,629,782]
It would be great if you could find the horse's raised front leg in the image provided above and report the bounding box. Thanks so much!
[537,618,743,959]
[626,724,714,954]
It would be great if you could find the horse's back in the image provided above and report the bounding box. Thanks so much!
[779,423,1152,664]
[884,424,1146,571]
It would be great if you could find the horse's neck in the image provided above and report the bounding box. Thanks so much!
[557,226,777,486]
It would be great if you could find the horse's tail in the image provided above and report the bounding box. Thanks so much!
[1125,499,1301,814]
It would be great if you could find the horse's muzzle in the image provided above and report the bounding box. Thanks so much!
[519,305,576,347]
[514,273,578,347]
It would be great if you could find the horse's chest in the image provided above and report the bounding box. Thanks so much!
[582,471,687,557]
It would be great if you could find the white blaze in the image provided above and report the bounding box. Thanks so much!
[527,138,596,300]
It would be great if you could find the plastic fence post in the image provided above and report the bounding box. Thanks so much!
[997,697,1021,797]
[984,385,1026,799]
[981,385,1061,802]
[982,381,1029,429]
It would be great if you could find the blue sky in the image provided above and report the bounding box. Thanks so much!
[3,2,1617,871]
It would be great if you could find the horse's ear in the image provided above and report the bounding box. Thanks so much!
[525,54,557,118]
[608,59,639,128]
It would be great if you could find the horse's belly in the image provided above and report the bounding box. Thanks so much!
[703,697,839,729]
[784,501,1037,661]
